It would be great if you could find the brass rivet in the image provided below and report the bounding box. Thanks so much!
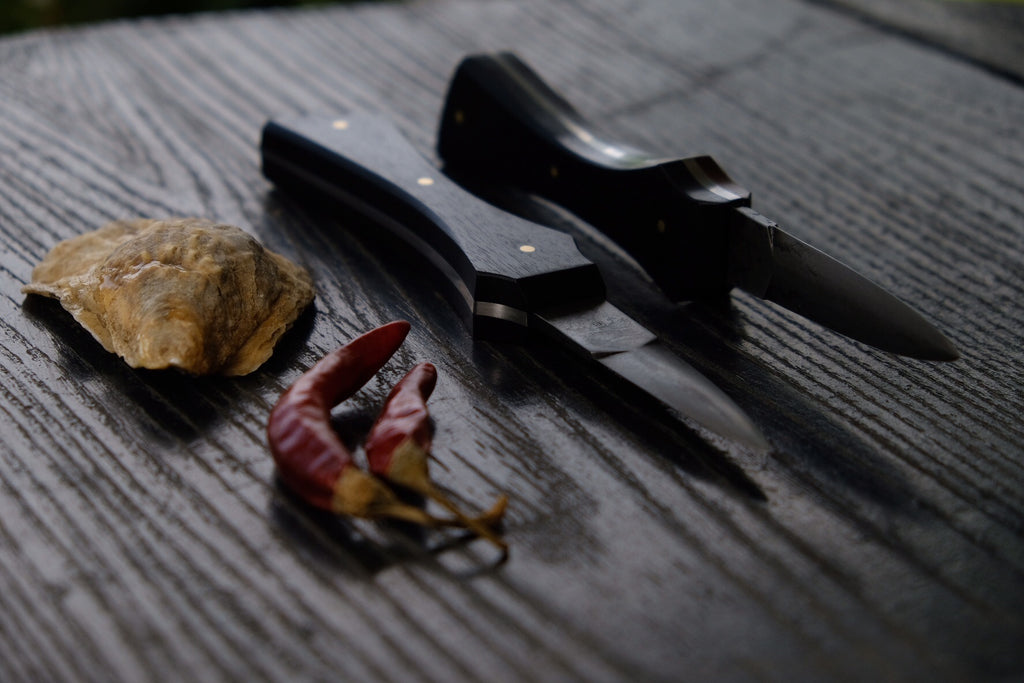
[656,219,667,233]
[519,245,536,253]
[550,165,559,178]
[332,120,349,130]
[417,177,435,186]
[454,110,465,125]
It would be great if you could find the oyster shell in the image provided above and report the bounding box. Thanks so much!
[23,218,314,376]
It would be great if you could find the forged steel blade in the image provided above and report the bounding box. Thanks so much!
[260,112,771,451]
[729,207,959,360]
[436,51,959,360]
[534,301,770,451]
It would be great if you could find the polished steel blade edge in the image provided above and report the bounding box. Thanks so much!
[533,301,771,451]
[730,207,959,360]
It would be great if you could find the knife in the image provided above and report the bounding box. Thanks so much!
[261,112,770,451]
[436,52,959,361]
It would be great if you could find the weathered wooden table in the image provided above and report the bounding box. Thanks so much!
[2,1,1022,680]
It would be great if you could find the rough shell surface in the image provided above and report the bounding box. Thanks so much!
[23,218,315,376]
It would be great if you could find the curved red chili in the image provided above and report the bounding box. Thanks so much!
[365,362,508,552]
[267,320,438,524]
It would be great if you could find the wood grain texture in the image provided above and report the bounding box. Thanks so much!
[0,0,1022,680]
[812,0,1024,83]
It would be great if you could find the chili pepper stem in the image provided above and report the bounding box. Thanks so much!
[331,467,445,527]
[427,489,509,555]
[476,494,509,529]
[387,439,508,553]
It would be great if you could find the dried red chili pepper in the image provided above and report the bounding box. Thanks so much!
[267,320,442,525]
[365,362,508,553]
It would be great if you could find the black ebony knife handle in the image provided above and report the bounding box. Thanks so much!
[438,52,751,300]
[260,112,603,341]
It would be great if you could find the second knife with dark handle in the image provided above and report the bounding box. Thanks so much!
[436,52,746,301]
[261,112,770,450]
[437,52,959,361]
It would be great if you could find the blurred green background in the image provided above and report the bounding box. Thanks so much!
[0,0,341,34]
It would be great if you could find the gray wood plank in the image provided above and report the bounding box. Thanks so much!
[0,0,1022,680]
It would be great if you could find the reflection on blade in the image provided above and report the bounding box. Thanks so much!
[532,301,770,451]
[730,208,959,361]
